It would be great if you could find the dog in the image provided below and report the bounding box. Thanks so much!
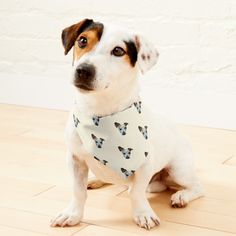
[114,122,128,135]
[121,168,135,178]
[94,156,108,165]
[138,125,148,139]
[50,18,204,230]
[118,146,133,159]
[91,133,105,148]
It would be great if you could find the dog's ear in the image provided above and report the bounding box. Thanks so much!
[91,133,96,139]
[118,146,123,152]
[134,35,159,74]
[114,122,120,128]
[61,19,94,55]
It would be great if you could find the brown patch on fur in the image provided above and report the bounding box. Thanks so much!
[123,40,138,67]
[141,54,146,60]
[147,54,150,60]
[62,19,93,55]
[87,178,108,189]
[150,168,183,191]
[73,29,100,60]
[124,54,130,65]
[150,168,169,183]
[134,35,141,51]
[61,19,103,57]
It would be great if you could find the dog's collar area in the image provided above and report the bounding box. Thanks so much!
[74,100,142,122]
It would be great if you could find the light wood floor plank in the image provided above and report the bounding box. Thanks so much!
[0,176,54,197]
[0,225,47,236]
[82,205,236,235]
[73,224,236,236]
[0,207,86,236]
[179,125,236,165]
[224,156,236,166]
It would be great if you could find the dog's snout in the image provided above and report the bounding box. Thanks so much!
[74,63,96,91]
[75,63,95,81]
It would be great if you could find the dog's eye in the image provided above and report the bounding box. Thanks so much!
[77,36,87,48]
[111,47,126,57]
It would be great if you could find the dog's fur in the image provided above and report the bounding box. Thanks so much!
[51,19,204,230]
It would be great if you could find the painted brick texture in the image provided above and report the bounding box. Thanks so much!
[0,0,236,95]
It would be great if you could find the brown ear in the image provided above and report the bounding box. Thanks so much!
[61,19,93,55]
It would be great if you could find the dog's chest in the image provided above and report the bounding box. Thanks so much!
[73,101,151,179]
[85,155,130,184]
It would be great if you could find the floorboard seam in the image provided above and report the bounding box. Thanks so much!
[33,185,56,197]
[222,155,234,165]
[165,219,235,235]
[0,223,47,235]
[70,224,90,236]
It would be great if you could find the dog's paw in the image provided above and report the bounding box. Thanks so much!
[171,190,189,208]
[50,208,82,227]
[133,210,160,230]
[87,179,106,189]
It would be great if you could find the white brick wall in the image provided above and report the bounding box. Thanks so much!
[0,0,236,129]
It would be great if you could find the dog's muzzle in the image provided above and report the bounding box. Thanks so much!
[74,63,96,91]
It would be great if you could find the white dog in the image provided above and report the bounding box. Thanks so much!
[51,19,203,230]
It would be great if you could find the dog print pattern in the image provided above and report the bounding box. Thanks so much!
[91,134,105,148]
[92,115,100,126]
[94,156,108,165]
[114,122,128,135]
[73,114,80,127]
[138,126,148,139]
[134,101,142,114]
[118,146,133,159]
[121,168,135,177]
[73,101,149,179]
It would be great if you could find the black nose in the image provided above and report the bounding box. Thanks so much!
[75,63,95,81]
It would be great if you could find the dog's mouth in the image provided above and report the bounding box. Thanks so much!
[74,82,94,91]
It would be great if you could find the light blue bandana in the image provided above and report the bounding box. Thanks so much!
[73,101,150,178]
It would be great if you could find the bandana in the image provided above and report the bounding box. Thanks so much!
[73,101,150,179]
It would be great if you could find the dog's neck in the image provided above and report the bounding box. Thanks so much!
[74,79,140,117]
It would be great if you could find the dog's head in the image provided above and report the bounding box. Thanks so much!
[91,133,105,148]
[62,18,159,93]
[118,146,133,159]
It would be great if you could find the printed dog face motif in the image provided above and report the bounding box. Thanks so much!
[94,156,108,165]
[134,101,142,114]
[61,19,159,93]
[73,114,80,127]
[92,116,100,126]
[138,126,148,139]
[91,134,105,148]
[121,168,135,177]
[114,122,128,135]
[118,146,133,159]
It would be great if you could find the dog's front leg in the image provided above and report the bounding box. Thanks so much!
[130,163,160,230]
[50,151,88,227]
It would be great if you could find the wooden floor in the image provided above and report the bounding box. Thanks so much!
[0,104,236,236]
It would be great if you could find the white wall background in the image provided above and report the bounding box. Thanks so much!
[0,0,236,129]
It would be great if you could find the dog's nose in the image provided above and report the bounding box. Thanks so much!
[75,63,95,81]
